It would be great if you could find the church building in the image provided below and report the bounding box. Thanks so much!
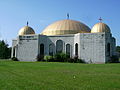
[11,17,116,63]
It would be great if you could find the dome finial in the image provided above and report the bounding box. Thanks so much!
[99,17,102,22]
[27,21,28,26]
[67,13,69,19]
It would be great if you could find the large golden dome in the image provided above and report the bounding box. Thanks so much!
[18,26,35,35]
[91,22,111,33]
[41,19,91,35]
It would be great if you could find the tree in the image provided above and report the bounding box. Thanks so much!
[0,40,11,59]
[116,46,120,57]
[116,46,120,53]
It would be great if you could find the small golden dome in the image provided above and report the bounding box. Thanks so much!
[18,26,35,35]
[91,22,110,33]
[41,19,90,35]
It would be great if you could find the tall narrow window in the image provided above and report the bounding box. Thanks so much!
[107,43,110,56]
[75,43,78,56]
[13,47,15,57]
[66,44,70,57]
[40,44,44,57]
[56,40,63,53]
[49,44,53,56]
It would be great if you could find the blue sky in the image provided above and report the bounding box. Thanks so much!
[0,0,120,46]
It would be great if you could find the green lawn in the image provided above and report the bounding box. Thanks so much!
[0,60,120,90]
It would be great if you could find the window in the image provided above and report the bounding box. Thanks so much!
[75,43,78,56]
[13,47,16,57]
[66,44,70,57]
[40,44,44,56]
[107,43,110,56]
[49,44,53,56]
[56,40,63,53]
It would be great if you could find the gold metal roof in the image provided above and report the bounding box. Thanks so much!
[91,22,110,33]
[18,26,35,35]
[41,19,91,35]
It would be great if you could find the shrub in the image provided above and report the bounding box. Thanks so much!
[36,53,85,63]
[73,55,78,63]
[36,54,44,61]
[77,59,85,63]
[110,55,119,63]
[53,53,69,62]
[67,58,74,63]
[44,55,54,62]
[11,57,18,61]
[67,56,85,63]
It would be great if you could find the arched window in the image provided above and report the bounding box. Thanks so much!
[49,44,53,56]
[66,44,70,57]
[107,43,110,56]
[56,40,63,53]
[40,44,44,56]
[75,43,78,56]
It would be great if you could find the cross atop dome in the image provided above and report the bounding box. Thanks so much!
[99,17,102,22]
[67,13,70,19]
[27,21,29,26]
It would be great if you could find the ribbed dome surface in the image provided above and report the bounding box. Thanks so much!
[18,26,35,35]
[41,19,91,35]
[91,22,110,33]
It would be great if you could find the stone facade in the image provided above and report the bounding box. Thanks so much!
[12,32,116,63]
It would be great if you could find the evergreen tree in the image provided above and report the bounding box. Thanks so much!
[0,40,11,59]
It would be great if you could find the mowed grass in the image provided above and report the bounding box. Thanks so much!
[0,60,120,90]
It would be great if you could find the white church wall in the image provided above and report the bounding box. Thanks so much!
[77,33,106,63]
[17,35,38,61]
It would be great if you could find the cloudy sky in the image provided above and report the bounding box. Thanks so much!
[0,0,120,46]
